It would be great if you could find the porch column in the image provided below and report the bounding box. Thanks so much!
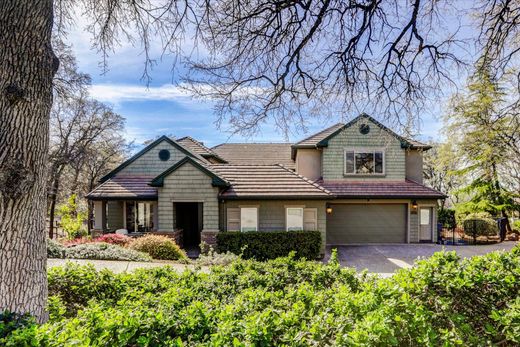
[93,201,107,232]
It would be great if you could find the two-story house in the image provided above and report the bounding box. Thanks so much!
[87,114,446,251]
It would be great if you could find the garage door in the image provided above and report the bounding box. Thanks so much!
[327,204,407,244]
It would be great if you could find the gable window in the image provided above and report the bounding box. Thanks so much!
[344,149,384,175]
[286,207,304,231]
[240,207,258,232]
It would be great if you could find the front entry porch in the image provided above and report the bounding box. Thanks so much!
[174,202,203,252]
[92,200,158,234]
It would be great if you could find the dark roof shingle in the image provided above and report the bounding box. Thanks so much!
[292,123,344,148]
[318,179,447,199]
[177,136,227,162]
[86,176,157,200]
[212,143,295,169]
[214,164,332,199]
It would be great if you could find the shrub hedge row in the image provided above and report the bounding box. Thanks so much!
[1,246,520,346]
[216,230,322,260]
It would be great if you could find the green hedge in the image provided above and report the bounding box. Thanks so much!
[2,246,520,346]
[216,230,322,260]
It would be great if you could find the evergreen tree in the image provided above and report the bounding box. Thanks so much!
[445,63,518,231]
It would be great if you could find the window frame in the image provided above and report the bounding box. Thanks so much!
[286,207,304,231]
[344,148,385,176]
[240,207,258,232]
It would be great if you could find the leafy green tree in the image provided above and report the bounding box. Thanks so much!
[56,194,87,240]
[445,64,519,231]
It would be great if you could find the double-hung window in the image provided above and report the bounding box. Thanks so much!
[240,207,258,232]
[286,207,304,231]
[345,149,384,175]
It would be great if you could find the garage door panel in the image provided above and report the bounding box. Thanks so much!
[327,204,406,244]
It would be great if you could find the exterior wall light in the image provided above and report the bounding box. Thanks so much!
[326,206,333,214]
[411,200,418,210]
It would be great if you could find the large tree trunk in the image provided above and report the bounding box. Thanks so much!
[0,0,56,323]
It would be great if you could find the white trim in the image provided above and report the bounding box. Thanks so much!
[419,205,435,241]
[343,148,386,176]
[285,207,304,231]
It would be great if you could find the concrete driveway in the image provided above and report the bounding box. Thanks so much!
[324,242,518,276]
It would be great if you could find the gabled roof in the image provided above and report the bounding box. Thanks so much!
[318,179,447,199]
[99,136,199,183]
[212,143,295,169]
[177,136,227,163]
[315,114,431,150]
[214,164,333,199]
[150,156,230,187]
[291,114,431,159]
[86,176,157,200]
[292,123,344,148]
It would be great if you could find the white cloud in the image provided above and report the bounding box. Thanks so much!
[88,83,191,103]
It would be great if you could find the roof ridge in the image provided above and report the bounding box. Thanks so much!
[276,164,332,195]
[292,122,344,147]
[211,142,292,149]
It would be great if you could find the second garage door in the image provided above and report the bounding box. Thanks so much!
[326,204,407,244]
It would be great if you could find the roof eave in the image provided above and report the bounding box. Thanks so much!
[219,195,335,200]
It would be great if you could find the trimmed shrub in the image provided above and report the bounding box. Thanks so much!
[438,208,456,229]
[216,230,322,260]
[7,246,520,346]
[513,220,520,232]
[463,217,497,242]
[65,243,151,262]
[47,239,66,258]
[129,234,187,260]
[95,233,131,247]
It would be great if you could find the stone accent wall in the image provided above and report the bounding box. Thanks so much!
[201,230,218,247]
[157,162,220,232]
[118,140,189,177]
[221,200,327,253]
[322,118,406,181]
[106,201,124,231]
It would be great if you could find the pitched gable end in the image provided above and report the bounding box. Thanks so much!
[99,136,199,183]
[149,156,229,187]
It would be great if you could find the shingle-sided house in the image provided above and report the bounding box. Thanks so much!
[87,114,446,251]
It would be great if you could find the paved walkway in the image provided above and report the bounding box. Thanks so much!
[48,242,518,276]
[324,242,518,276]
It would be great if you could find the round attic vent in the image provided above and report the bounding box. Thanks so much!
[158,149,170,161]
[359,123,370,135]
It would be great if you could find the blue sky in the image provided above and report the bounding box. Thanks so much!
[67,14,446,150]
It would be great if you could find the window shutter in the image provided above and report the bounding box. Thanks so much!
[303,208,318,230]
[227,208,240,231]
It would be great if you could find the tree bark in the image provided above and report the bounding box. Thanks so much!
[0,0,56,323]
